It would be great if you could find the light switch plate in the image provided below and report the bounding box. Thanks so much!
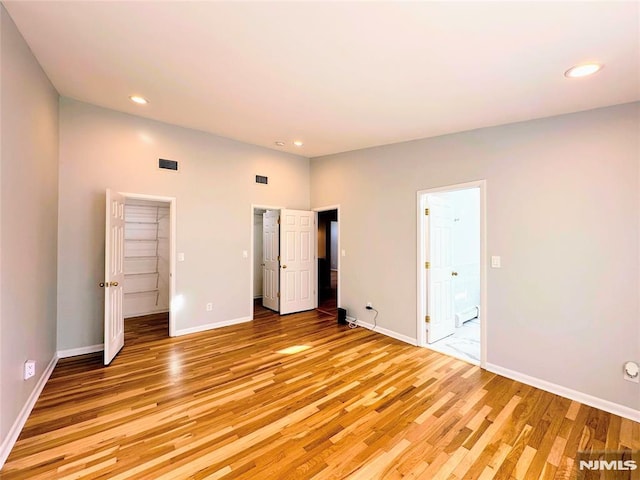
[178,252,185,262]
[242,250,248,258]
[491,256,501,268]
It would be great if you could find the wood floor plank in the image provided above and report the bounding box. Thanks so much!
[1,307,638,479]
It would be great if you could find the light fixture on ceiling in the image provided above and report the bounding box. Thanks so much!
[129,95,149,105]
[564,63,603,78]
[275,141,285,147]
[293,140,304,147]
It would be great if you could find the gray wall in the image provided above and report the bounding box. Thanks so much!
[0,4,59,444]
[311,103,640,410]
[58,98,310,350]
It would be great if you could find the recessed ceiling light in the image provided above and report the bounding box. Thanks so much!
[293,140,304,147]
[564,63,603,78]
[129,95,149,105]
[275,141,285,147]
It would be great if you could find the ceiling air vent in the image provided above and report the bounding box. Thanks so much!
[159,158,178,171]
[255,175,268,184]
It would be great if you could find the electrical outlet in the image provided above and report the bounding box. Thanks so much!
[24,360,36,380]
[206,303,213,311]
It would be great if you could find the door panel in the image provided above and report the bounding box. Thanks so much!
[279,209,315,315]
[427,195,456,344]
[262,210,280,311]
[104,189,125,365]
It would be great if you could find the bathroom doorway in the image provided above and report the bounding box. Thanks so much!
[417,181,486,366]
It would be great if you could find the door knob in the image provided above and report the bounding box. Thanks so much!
[261,263,265,267]
[99,282,106,288]
[110,281,119,287]
[451,271,458,276]
[282,265,287,269]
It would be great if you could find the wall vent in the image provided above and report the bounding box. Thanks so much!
[159,159,178,171]
[255,175,268,184]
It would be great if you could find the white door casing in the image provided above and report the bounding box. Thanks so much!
[279,209,315,315]
[104,189,126,365]
[262,210,280,311]
[426,195,456,344]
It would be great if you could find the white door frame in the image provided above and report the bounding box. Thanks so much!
[313,205,340,310]
[416,181,487,367]
[250,204,284,319]
[121,192,177,337]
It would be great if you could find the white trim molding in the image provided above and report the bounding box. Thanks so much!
[57,344,104,358]
[348,316,418,346]
[0,354,58,468]
[174,316,252,337]
[486,363,640,422]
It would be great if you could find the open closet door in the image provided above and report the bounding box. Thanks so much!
[262,210,280,311]
[279,209,315,315]
[103,189,126,365]
[426,195,456,343]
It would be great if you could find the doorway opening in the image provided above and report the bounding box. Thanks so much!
[251,204,330,319]
[417,181,486,366]
[251,205,282,318]
[103,190,176,365]
[123,198,171,343]
[316,208,339,316]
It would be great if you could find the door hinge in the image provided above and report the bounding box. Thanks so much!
[425,261,430,269]
[277,255,280,262]
[425,315,430,323]
[425,208,429,216]
[277,292,280,298]
[277,217,281,225]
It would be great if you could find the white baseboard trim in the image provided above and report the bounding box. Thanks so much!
[174,316,252,337]
[348,316,418,346]
[486,363,640,422]
[0,354,58,469]
[57,344,104,358]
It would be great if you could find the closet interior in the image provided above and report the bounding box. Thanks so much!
[123,199,170,319]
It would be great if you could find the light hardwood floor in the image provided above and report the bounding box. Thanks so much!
[1,306,638,479]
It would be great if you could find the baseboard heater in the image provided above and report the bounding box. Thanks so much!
[455,305,479,327]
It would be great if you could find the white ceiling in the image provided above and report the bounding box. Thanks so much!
[4,1,639,158]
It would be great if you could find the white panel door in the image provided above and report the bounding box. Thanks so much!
[427,195,456,344]
[262,210,280,311]
[104,189,126,365]
[279,209,315,315]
